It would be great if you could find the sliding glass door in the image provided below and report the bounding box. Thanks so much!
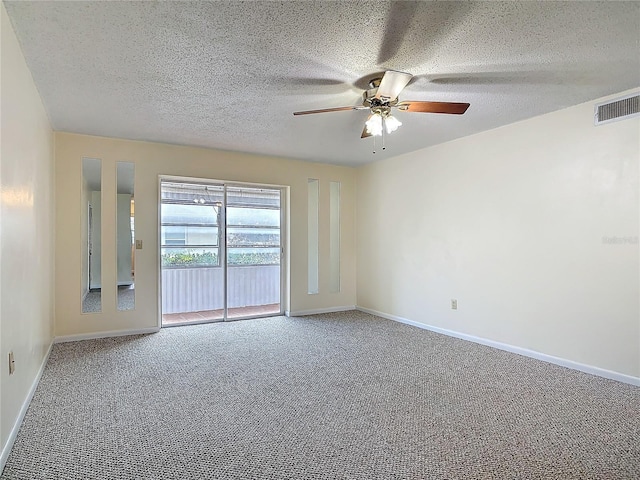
[160,180,282,326]
[226,186,281,319]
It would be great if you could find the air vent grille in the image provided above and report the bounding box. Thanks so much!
[595,94,639,125]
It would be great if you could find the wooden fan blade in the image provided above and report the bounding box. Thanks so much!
[293,106,366,115]
[375,70,413,101]
[397,101,470,114]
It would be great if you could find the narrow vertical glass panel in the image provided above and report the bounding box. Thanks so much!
[329,181,340,293]
[308,179,319,294]
[82,158,102,313]
[117,162,135,310]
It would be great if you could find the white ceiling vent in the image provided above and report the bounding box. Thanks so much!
[594,93,639,126]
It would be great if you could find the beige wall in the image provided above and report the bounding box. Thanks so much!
[0,3,55,462]
[55,133,356,337]
[357,89,640,379]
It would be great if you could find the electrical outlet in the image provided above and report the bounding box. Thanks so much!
[136,239,143,249]
[451,299,458,310]
[9,351,15,375]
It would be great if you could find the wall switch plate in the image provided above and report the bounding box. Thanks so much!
[135,239,143,249]
[9,351,15,375]
[451,299,458,310]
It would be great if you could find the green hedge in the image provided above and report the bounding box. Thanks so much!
[161,251,218,267]
[162,250,279,267]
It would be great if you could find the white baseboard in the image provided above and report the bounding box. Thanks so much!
[357,306,640,387]
[286,305,356,317]
[1,341,53,472]
[54,326,160,344]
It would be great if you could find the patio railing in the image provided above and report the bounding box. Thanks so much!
[162,265,280,314]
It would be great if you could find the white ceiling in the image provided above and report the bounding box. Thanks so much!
[5,1,640,167]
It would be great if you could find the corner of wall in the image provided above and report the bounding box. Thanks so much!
[1,3,56,470]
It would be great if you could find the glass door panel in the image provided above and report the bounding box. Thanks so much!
[226,186,282,320]
[160,181,225,326]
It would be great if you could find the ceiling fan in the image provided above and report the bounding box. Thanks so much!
[293,70,470,144]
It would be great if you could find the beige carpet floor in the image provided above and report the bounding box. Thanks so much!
[2,311,638,479]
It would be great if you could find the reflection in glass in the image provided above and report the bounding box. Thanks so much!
[117,162,135,310]
[82,158,102,313]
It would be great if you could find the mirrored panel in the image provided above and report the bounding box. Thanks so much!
[117,162,135,310]
[82,158,102,313]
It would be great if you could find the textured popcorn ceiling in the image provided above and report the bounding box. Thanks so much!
[4,1,640,166]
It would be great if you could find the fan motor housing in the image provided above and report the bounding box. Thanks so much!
[362,83,398,108]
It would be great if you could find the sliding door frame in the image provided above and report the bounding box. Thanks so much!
[223,181,285,322]
[157,175,287,327]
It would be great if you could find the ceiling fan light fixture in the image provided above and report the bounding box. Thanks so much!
[365,112,402,137]
[385,115,402,134]
[365,113,383,136]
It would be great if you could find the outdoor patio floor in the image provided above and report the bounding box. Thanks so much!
[162,303,281,326]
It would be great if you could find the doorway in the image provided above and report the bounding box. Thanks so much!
[160,180,284,326]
